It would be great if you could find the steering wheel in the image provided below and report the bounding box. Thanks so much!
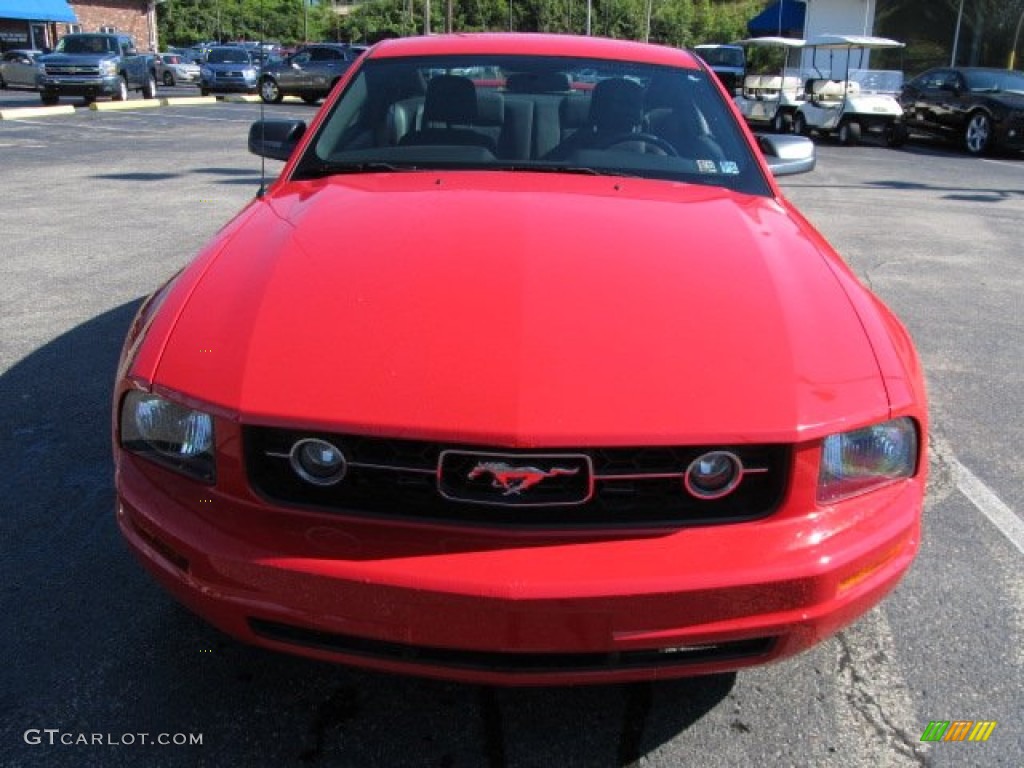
[595,132,679,156]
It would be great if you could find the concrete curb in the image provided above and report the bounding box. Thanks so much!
[0,104,76,120]
[90,99,163,111]
[221,94,261,103]
[160,96,218,106]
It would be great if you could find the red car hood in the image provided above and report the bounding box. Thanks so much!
[149,173,888,445]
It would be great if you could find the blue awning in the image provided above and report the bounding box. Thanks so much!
[0,0,78,23]
[747,0,805,38]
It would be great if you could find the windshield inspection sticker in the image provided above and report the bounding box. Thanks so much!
[696,159,719,174]
[720,161,740,175]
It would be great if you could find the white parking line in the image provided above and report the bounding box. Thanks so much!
[955,459,1024,555]
[980,157,1024,170]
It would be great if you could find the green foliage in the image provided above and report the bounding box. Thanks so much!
[157,0,767,48]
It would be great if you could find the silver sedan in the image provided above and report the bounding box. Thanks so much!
[0,49,43,90]
[154,53,200,86]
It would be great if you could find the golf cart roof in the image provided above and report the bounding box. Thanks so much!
[804,34,904,50]
[735,37,805,49]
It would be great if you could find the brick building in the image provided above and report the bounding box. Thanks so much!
[0,0,157,54]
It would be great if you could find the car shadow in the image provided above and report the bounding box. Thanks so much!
[1,302,736,766]
[89,169,264,186]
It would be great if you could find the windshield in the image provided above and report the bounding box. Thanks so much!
[965,69,1024,94]
[848,69,903,95]
[295,53,768,196]
[206,48,251,65]
[57,35,118,55]
[696,48,745,69]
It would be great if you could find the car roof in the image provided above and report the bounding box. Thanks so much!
[734,37,805,49]
[369,33,701,69]
[804,34,903,50]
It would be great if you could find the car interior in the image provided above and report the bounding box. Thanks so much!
[301,54,767,195]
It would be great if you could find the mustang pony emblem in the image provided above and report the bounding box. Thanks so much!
[467,461,580,496]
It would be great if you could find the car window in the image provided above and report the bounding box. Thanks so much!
[309,48,340,62]
[57,35,118,54]
[207,48,251,64]
[296,53,769,197]
[964,69,1024,93]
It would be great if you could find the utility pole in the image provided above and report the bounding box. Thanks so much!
[951,0,964,66]
[1012,8,1024,70]
[423,0,431,35]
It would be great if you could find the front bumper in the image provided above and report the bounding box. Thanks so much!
[38,75,122,98]
[116,444,923,685]
[201,75,257,93]
[170,69,200,83]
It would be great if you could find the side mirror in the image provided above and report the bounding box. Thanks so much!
[757,133,816,177]
[248,119,307,161]
[124,46,137,56]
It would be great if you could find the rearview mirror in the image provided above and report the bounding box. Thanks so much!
[757,134,816,176]
[248,119,307,161]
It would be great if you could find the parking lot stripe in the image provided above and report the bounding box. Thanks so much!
[955,460,1024,555]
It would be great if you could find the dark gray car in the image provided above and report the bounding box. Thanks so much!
[258,44,363,104]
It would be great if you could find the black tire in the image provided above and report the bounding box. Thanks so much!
[142,74,157,100]
[40,91,59,106]
[770,111,791,134]
[0,74,7,89]
[260,77,282,103]
[113,75,128,101]
[963,111,992,156]
[885,121,908,149]
[162,71,174,87]
[792,112,810,137]
[838,119,861,146]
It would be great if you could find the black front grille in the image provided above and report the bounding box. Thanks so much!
[249,618,776,674]
[243,427,790,528]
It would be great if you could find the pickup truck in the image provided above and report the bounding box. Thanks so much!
[37,32,157,105]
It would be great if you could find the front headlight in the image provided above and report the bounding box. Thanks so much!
[243,67,256,78]
[99,60,117,76]
[817,417,917,504]
[120,391,215,483]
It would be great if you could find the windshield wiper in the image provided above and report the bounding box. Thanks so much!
[492,164,639,178]
[296,161,415,179]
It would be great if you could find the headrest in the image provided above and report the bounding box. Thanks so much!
[505,72,572,93]
[423,75,478,124]
[589,78,644,132]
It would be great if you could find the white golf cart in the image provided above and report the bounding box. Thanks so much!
[732,36,806,134]
[792,34,907,147]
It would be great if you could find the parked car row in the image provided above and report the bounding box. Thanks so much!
[2,40,367,106]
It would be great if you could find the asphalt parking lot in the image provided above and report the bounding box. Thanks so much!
[1,86,1021,767]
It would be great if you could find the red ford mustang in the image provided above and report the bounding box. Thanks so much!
[113,33,927,685]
